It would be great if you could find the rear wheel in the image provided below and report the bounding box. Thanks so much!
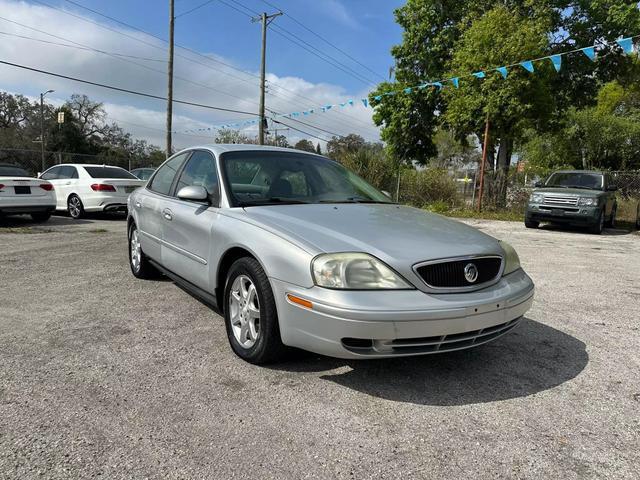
[606,204,617,228]
[67,194,84,219]
[128,223,160,279]
[223,257,287,364]
[31,212,51,222]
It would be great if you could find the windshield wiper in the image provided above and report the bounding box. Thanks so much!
[238,197,310,207]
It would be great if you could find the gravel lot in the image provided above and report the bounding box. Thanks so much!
[1,214,639,479]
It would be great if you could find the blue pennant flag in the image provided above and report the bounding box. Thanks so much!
[520,60,534,73]
[309,109,314,114]
[497,67,508,79]
[374,95,382,101]
[433,82,443,89]
[451,77,459,88]
[292,112,300,117]
[581,46,596,61]
[549,54,562,72]
[404,87,412,94]
[322,105,333,112]
[616,37,634,55]
[361,98,368,107]
[347,99,354,106]
[472,71,485,79]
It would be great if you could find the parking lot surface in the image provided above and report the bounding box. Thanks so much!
[1,215,639,479]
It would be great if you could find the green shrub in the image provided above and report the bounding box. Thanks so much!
[399,168,462,208]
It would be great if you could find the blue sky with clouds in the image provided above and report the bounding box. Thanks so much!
[0,0,404,148]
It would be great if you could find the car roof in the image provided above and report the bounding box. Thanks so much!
[48,164,128,169]
[179,144,324,157]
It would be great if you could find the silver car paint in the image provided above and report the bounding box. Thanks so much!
[129,144,534,358]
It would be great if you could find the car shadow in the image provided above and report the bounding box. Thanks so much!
[268,318,588,406]
[0,214,92,227]
[539,223,632,236]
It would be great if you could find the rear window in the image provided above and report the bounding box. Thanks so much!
[84,166,137,179]
[0,165,30,177]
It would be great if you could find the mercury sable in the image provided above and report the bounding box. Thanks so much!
[126,145,534,364]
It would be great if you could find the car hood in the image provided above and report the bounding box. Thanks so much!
[535,187,603,197]
[234,204,502,265]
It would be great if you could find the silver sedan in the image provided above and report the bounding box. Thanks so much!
[127,145,534,364]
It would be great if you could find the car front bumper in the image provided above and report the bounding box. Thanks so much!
[271,268,534,359]
[526,203,600,225]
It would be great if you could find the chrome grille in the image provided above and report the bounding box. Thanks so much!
[415,256,502,289]
[542,195,578,207]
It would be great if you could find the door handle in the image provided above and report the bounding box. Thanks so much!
[162,208,173,221]
[64,182,72,185]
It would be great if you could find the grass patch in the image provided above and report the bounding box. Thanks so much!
[426,205,524,222]
[0,226,53,234]
[88,228,108,233]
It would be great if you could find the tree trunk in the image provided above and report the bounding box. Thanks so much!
[495,136,512,208]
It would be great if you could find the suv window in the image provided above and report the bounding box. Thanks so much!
[175,151,220,204]
[148,153,189,195]
[41,166,61,180]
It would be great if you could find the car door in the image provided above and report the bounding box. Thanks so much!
[161,150,221,290]
[56,166,80,206]
[40,166,65,209]
[136,153,190,262]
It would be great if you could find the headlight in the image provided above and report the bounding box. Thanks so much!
[312,253,412,289]
[577,197,598,206]
[529,193,544,203]
[499,241,521,275]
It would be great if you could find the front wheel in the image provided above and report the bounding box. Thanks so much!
[67,194,84,219]
[128,223,160,279]
[589,209,605,235]
[223,257,287,364]
[524,219,539,229]
[606,205,617,228]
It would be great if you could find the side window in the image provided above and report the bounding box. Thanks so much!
[148,153,188,195]
[58,166,77,179]
[175,151,220,204]
[41,166,61,180]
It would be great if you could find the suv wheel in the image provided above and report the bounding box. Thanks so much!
[67,194,84,219]
[606,205,617,228]
[589,209,605,234]
[223,257,287,364]
[128,223,160,279]
[525,219,539,229]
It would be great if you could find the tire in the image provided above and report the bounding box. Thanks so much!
[31,212,51,222]
[128,222,160,279]
[589,209,605,234]
[223,257,287,364]
[524,219,539,229]
[67,194,84,219]
[606,205,617,228]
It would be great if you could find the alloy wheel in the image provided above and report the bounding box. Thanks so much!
[229,275,260,349]
[130,229,141,272]
[68,196,82,218]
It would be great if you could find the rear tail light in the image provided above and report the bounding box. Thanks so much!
[91,183,116,192]
[0,184,4,191]
[40,183,54,191]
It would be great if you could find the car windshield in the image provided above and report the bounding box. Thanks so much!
[84,166,138,179]
[0,165,30,177]
[221,151,394,207]
[545,172,604,190]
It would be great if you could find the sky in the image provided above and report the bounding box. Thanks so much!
[0,0,404,149]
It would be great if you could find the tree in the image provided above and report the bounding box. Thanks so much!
[326,134,365,160]
[371,0,640,204]
[293,139,315,152]
[214,129,257,144]
[315,143,321,155]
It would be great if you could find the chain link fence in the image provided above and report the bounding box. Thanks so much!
[0,148,159,177]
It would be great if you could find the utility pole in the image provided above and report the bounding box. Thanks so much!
[39,89,54,173]
[252,11,282,145]
[477,113,490,212]
[166,0,175,158]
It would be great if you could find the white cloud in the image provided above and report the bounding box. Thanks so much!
[0,0,380,150]
[315,0,361,30]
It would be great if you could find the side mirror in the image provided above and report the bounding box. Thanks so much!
[37,172,42,178]
[177,185,209,202]
[534,181,544,188]
[606,185,618,192]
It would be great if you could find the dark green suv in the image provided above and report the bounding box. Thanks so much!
[525,170,617,234]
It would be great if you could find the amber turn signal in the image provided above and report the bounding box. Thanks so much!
[287,294,313,309]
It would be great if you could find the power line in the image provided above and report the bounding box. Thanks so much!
[0,59,258,115]
[0,15,261,108]
[270,112,346,139]
[272,119,332,143]
[175,0,218,19]
[259,0,386,82]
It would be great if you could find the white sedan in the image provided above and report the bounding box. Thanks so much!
[0,163,56,222]
[40,164,145,219]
